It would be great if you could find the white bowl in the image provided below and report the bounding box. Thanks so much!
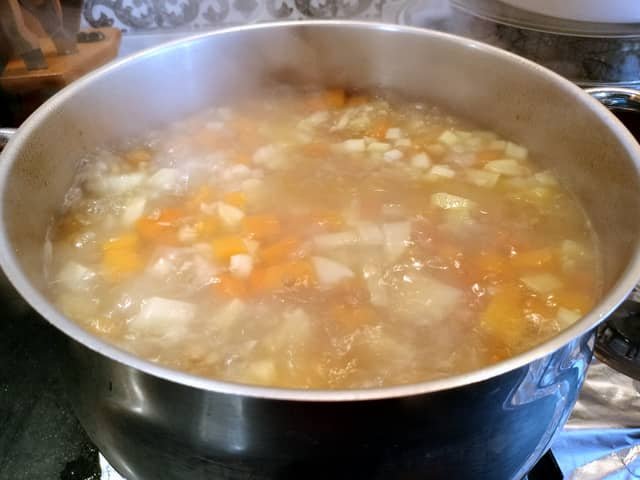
[500,0,640,23]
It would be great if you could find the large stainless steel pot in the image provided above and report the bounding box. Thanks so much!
[1,21,640,480]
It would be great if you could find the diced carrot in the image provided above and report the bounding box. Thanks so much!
[249,265,285,293]
[324,88,346,109]
[347,94,369,107]
[510,247,555,269]
[124,148,151,166]
[136,208,185,245]
[211,235,248,261]
[280,260,316,287]
[212,273,248,299]
[243,215,281,240]
[475,150,503,164]
[331,304,376,328]
[102,233,143,281]
[367,117,391,140]
[553,290,594,314]
[481,285,526,346]
[223,191,247,209]
[260,236,300,264]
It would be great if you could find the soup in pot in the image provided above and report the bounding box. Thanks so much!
[46,88,600,388]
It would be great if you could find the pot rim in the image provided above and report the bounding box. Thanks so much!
[2,20,640,402]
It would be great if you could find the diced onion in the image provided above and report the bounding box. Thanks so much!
[312,256,354,285]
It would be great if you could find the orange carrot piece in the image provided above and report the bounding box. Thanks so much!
[481,285,526,345]
[243,215,281,240]
[223,191,247,209]
[212,273,248,298]
[324,88,346,109]
[136,208,185,245]
[510,247,555,269]
[102,233,143,281]
[211,235,248,261]
[260,237,300,265]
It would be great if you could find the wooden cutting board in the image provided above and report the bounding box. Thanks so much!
[0,27,121,95]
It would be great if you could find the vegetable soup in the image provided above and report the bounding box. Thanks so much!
[46,88,600,388]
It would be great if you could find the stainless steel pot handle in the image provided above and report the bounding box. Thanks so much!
[586,87,640,112]
[0,128,16,153]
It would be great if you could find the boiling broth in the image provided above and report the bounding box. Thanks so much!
[46,88,600,388]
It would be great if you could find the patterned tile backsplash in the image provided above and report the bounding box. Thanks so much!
[81,0,410,33]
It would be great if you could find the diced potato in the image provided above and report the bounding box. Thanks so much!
[383,149,404,162]
[217,202,245,229]
[367,141,391,153]
[229,254,253,278]
[210,298,246,331]
[148,168,182,191]
[57,262,96,291]
[438,130,459,146]
[363,263,388,307]
[87,173,146,195]
[382,221,411,260]
[313,231,359,250]
[521,273,563,294]
[484,159,529,176]
[505,142,528,160]
[431,192,475,210]
[556,307,582,329]
[121,197,147,226]
[355,222,384,245]
[131,297,196,335]
[465,169,500,188]
[312,256,354,285]
[411,152,431,169]
[385,127,402,140]
[534,170,558,186]
[561,240,589,271]
[341,139,366,152]
[427,165,456,180]
[389,271,462,325]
